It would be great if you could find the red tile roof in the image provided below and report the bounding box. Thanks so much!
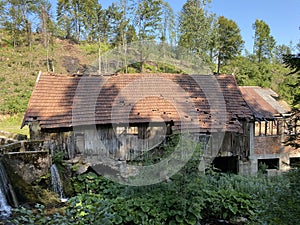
[22,73,252,133]
[239,86,291,120]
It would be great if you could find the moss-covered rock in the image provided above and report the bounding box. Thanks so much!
[56,162,75,197]
[3,162,61,207]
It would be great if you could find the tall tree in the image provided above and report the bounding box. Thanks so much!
[106,3,125,46]
[133,0,163,40]
[57,0,73,39]
[57,0,84,41]
[178,0,214,62]
[110,0,132,47]
[80,0,102,42]
[129,0,164,72]
[159,1,175,45]
[283,53,300,148]
[2,0,37,47]
[214,16,244,74]
[273,44,292,64]
[252,19,276,62]
[36,0,54,71]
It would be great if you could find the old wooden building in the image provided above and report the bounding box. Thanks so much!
[22,72,255,175]
[239,86,299,174]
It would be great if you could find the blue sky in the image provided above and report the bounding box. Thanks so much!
[51,0,300,53]
[208,0,300,53]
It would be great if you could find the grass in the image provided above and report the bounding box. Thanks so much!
[0,114,29,137]
[0,32,101,116]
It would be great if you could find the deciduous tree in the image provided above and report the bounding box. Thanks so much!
[273,44,292,64]
[214,16,244,74]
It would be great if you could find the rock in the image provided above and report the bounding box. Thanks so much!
[74,163,90,175]
[3,162,60,207]
[2,151,51,184]
[230,217,248,225]
[64,156,82,164]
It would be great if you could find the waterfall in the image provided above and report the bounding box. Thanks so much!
[0,161,11,218]
[50,164,67,202]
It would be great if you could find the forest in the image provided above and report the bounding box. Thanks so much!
[0,0,299,116]
[0,0,300,224]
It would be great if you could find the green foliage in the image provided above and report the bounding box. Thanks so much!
[78,43,99,55]
[66,194,114,225]
[283,53,300,108]
[179,0,214,62]
[10,200,113,225]
[117,61,184,74]
[214,16,244,73]
[222,55,295,104]
[253,19,276,63]
[0,114,29,136]
[274,44,292,64]
[254,169,300,225]
[10,204,70,225]
[9,167,300,225]
[67,146,258,224]
[134,0,164,40]
[52,152,65,164]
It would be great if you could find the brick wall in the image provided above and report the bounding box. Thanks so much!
[254,136,282,155]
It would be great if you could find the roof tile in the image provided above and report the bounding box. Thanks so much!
[239,86,291,120]
[23,73,252,132]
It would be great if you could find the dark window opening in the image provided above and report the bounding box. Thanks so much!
[258,158,279,171]
[290,157,300,168]
[212,156,239,174]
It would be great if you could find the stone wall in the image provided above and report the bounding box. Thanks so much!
[2,151,51,184]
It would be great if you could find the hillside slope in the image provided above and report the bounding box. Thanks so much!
[0,36,98,115]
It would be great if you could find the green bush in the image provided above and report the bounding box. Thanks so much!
[8,146,300,225]
[255,169,300,225]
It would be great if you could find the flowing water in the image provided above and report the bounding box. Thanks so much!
[0,161,11,218]
[50,164,68,202]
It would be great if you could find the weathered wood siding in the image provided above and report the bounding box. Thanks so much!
[42,131,75,159]
[39,121,251,167]
[204,121,250,160]
[82,125,167,161]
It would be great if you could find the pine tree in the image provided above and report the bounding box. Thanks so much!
[57,0,73,39]
[2,0,30,47]
[283,53,300,148]
[253,19,276,63]
[133,0,163,41]
[159,1,175,45]
[36,0,54,71]
[178,0,214,62]
[80,0,102,42]
[57,0,84,41]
